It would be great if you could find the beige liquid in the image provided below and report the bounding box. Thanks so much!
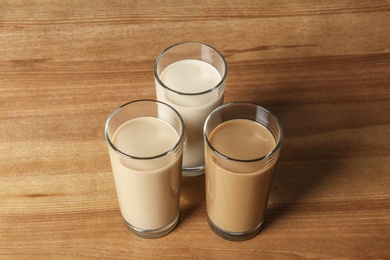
[109,117,182,230]
[156,59,223,168]
[206,119,277,232]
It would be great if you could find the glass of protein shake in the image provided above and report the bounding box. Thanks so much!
[105,100,185,238]
[154,42,227,177]
[204,102,283,241]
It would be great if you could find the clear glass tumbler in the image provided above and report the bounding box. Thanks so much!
[204,102,283,241]
[154,42,227,177]
[105,100,185,238]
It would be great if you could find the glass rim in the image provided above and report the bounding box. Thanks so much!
[204,101,284,163]
[105,99,186,160]
[154,41,228,96]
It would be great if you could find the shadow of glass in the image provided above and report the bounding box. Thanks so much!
[177,175,206,226]
[263,133,348,229]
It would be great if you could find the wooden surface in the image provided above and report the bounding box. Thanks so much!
[1,1,389,259]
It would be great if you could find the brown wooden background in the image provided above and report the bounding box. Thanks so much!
[1,1,389,259]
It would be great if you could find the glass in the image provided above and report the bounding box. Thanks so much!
[154,42,227,177]
[105,100,185,238]
[204,102,283,241]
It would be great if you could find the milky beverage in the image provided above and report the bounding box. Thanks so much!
[156,59,223,168]
[206,119,277,232]
[109,117,182,230]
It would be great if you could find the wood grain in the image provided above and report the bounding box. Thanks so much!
[1,0,389,259]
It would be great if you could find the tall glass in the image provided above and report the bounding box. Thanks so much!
[154,42,227,177]
[204,102,283,241]
[105,100,185,238]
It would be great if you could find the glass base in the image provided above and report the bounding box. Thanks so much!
[182,165,205,177]
[207,215,263,241]
[123,211,179,239]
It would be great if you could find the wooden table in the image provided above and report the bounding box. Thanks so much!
[1,1,389,259]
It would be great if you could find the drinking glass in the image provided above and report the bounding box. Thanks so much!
[105,100,185,238]
[204,102,283,241]
[154,42,227,177]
